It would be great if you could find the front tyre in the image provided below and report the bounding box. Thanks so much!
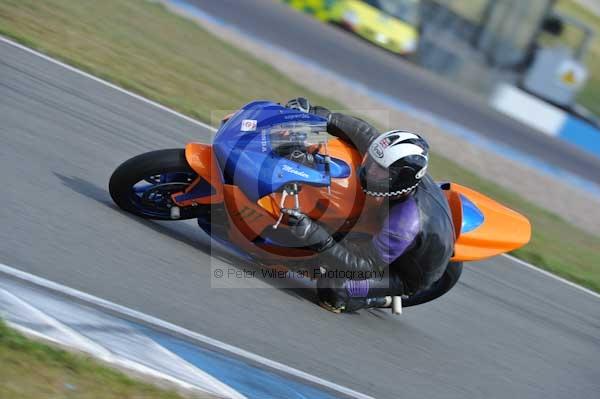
[109,149,203,220]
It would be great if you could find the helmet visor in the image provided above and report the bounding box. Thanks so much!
[359,155,421,196]
[359,156,393,194]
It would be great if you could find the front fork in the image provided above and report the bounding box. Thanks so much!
[170,143,224,210]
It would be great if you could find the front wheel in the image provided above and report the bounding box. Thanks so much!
[109,149,205,220]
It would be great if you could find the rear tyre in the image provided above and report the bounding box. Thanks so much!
[403,262,463,307]
[109,149,207,220]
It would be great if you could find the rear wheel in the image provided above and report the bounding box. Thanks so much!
[403,262,463,307]
[109,149,207,220]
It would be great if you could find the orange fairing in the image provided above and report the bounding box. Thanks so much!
[448,183,531,262]
[256,138,375,233]
[223,185,315,260]
[172,143,224,206]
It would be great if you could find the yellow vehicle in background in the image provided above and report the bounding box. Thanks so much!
[283,0,421,55]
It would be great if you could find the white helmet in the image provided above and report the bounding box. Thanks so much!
[358,131,429,197]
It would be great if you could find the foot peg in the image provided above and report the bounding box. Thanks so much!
[170,206,181,220]
[372,296,402,315]
[391,296,402,315]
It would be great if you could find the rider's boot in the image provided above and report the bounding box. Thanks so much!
[317,275,402,313]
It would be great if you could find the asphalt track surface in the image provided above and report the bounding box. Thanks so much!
[187,0,600,185]
[1,40,600,399]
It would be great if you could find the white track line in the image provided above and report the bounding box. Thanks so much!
[0,263,374,399]
[502,254,600,300]
[1,288,245,398]
[0,288,113,358]
[0,38,597,298]
[0,36,214,131]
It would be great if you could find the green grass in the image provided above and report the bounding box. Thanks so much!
[0,0,342,124]
[0,0,599,293]
[0,319,199,399]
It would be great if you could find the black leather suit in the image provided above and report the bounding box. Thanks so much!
[316,112,458,299]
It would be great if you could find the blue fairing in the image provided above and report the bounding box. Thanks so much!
[460,194,485,234]
[213,101,350,201]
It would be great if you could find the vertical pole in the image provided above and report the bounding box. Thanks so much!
[474,0,496,49]
[526,0,558,63]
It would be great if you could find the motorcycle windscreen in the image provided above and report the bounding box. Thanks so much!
[444,183,531,262]
[216,116,332,201]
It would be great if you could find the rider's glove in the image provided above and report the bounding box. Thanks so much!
[286,98,331,120]
[285,97,311,113]
[281,208,334,252]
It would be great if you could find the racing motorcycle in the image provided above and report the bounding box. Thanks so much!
[109,101,531,311]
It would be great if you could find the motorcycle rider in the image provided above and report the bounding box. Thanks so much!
[283,98,461,313]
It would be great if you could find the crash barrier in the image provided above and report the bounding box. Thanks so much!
[491,83,600,159]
